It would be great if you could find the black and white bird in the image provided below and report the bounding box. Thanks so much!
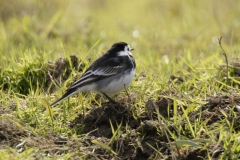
[50,42,136,107]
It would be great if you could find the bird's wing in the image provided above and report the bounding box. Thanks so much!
[92,65,122,76]
[68,57,124,89]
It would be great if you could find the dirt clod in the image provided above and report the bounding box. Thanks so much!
[145,97,174,119]
[46,55,85,93]
[70,102,137,138]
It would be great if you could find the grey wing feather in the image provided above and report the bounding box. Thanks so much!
[68,66,122,89]
[92,66,122,76]
[68,70,95,89]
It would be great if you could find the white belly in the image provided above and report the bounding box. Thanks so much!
[99,69,136,95]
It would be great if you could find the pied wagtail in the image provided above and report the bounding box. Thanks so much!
[50,42,136,107]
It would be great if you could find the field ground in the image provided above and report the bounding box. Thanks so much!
[1,0,240,159]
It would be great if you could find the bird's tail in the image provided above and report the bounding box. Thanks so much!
[50,88,78,107]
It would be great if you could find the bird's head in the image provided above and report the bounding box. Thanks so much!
[110,42,134,56]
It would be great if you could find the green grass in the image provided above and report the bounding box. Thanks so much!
[1,0,240,159]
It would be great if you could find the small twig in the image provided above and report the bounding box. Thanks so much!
[160,121,177,160]
[218,36,229,82]
[47,71,58,87]
[86,128,99,136]
[93,110,105,126]
[78,93,85,124]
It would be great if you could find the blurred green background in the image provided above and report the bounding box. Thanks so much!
[1,0,239,59]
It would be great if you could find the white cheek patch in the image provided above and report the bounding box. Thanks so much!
[118,51,129,56]
[118,45,133,56]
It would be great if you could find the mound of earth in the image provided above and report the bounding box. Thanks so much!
[67,93,240,159]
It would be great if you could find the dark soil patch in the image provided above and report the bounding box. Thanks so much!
[0,119,29,148]
[70,102,139,137]
[145,97,174,119]
[69,102,174,159]
[189,94,240,128]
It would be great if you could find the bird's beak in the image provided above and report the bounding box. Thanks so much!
[130,48,134,51]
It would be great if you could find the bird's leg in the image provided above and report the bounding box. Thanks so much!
[101,92,127,114]
[124,84,132,103]
[124,84,131,122]
[101,92,119,105]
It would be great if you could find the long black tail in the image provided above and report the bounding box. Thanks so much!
[50,88,78,107]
